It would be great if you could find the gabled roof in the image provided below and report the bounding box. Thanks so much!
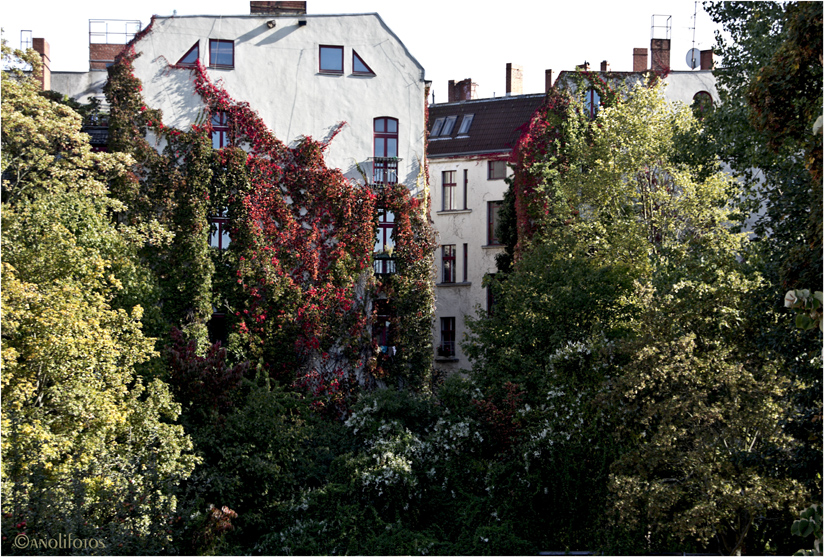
[427,94,545,158]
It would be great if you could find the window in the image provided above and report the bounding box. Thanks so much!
[441,115,457,136]
[487,274,497,316]
[691,91,714,119]
[457,114,474,134]
[439,317,456,358]
[463,243,468,282]
[430,117,444,137]
[211,111,230,149]
[374,208,395,274]
[209,209,231,249]
[208,313,228,344]
[373,117,399,186]
[319,45,343,73]
[488,160,506,180]
[442,245,456,283]
[209,39,234,68]
[442,171,457,211]
[584,88,601,118]
[488,201,502,245]
[463,169,468,210]
[177,42,199,67]
[373,299,391,348]
[352,50,374,75]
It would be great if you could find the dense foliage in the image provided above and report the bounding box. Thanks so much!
[2,2,820,552]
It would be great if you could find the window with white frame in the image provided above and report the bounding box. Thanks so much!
[457,114,474,134]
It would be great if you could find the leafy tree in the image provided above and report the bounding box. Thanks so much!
[1,43,196,553]
[703,0,822,502]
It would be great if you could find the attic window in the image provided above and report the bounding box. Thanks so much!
[441,115,457,136]
[457,114,474,134]
[353,50,374,75]
[209,40,234,68]
[320,45,343,73]
[177,42,199,67]
[431,117,445,137]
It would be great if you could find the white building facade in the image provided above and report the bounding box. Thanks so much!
[48,2,429,196]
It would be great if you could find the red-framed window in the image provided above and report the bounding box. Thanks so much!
[442,170,457,211]
[373,299,391,347]
[209,39,234,68]
[211,111,230,149]
[319,45,343,73]
[584,88,601,118]
[353,49,374,75]
[374,117,398,158]
[177,42,199,67]
[440,317,456,358]
[209,210,231,249]
[374,208,395,274]
[488,160,506,180]
[488,201,502,245]
[442,245,456,283]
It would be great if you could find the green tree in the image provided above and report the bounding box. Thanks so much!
[1,43,196,554]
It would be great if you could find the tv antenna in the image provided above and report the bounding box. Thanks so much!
[688,1,699,69]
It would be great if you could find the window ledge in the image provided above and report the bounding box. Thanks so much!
[482,244,504,249]
[435,209,472,215]
[318,70,343,75]
[437,282,472,287]
[435,356,459,362]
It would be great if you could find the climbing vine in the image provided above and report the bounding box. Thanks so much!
[103,46,435,410]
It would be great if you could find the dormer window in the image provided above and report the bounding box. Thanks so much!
[457,114,474,135]
[431,117,444,137]
[441,115,457,136]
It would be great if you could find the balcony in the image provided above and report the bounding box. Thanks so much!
[373,252,396,275]
[368,157,401,192]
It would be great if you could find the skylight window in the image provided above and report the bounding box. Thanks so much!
[441,115,457,136]
[431,117,445,137]
[457,114,474,134]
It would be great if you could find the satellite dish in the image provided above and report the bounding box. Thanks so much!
[686,48,700,69]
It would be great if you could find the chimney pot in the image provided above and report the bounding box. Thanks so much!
[650,38,671,73]
[600,60,610,72]
[700,48,714,70]
[633,47,648,72]
[32,38,51,91]
[506,63,523,95]
[545,69,553,92]
[250,1,307,15]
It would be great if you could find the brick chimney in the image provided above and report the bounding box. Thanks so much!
[506,63,523,95]
[600,60,610,72]
[545,69,553,92]
[650,38,671,73]
[250,1,307,14]
[633,48,648,72]
[90,43,127,71]
[448,78,477,102]
[32,38,51,91]
[700,48,714,70]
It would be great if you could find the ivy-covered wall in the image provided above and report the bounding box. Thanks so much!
[104,47,435,407]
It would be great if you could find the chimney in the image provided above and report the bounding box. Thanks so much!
[506,63,523,95]
[32,38,51,91]
[448,78,477,102]
[600,60,610,72]
[576,61,591,71]
[545,69,553,92]
[700,48,714,70]
[633,48,648,72]
[250,1,307,14]
[650,38,671,73]
[90,43,127,71]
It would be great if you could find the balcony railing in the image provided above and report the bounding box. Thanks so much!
[369,157,401,191]
[373,253,396,275]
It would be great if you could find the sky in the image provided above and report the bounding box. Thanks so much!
[2,0,724,102]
